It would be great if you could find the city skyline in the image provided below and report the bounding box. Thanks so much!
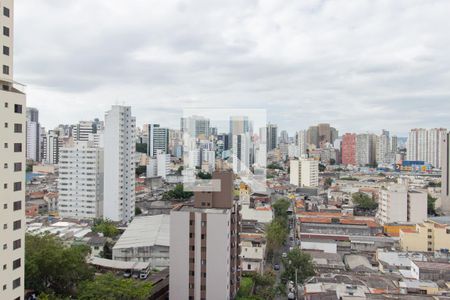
[14,0,450,135]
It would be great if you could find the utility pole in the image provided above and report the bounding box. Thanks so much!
[295,268,298,300]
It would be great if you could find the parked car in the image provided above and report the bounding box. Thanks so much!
[273,264,280,271]
[123,269,132,278]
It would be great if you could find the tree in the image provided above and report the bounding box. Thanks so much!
[329,158,336,165]
[272,198,290,219]
[175,166,184,175]
[197,171,212,179]
[428,194,437,215]
[352,192,378,210]
[135,143,147,154]
[92,219,119,238]
[324,177,333,188]
[78,273,153,300]
[25,234,94,297]
[162,184,193,201]
[252,271,277,300]
[135,206,142,216]
[267,163,283,170]
[281,248,315,284]
[266,220,288,255]
[319,163,326,172]
[135,165,146,176]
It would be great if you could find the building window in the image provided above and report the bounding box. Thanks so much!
[13,201,21,211]
[3,163,7,169]
[2,264,5,270]
[3,7,10,17]
[201,234,205,240]
[3,224,7,229]
[14,163,21,172]
[13,182,21,191]
[12,259,20,270]
[4,122,7,128]
[13,220,21,230]
[3,204,7,209]
[2,284,5,290]
[189,271,194,276]
[3,65,9,75]
[14,104,22,113]
[3,183,7,189]
[13,123,22,133]
[13,239,21,250]
[12,278,20,289]
[3,244,6,250]
[3,26,9,37]
[4,143,7,148]
[3,46,9,56]
[14,143,22,152]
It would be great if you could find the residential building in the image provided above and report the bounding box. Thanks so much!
[400,220,450,252]
[103,105,136,223]
[289,158,319,187]
[407,128,447,167]
[441,132,450,212]
[266,123,277,151]
[296,130,307,158]
[0,0,26,297]
[156,150,170,179]
[43,130,59,164]
[170,170,241,300]
[181,115,210,139]
[356,133,377,166]
[147,124,169,157]
[73,120,95,141]
[233,132,252,174]
[307,123,338,148]
[58,141,104,219]
[376,129,393,164]
[112,215,170,269]
[341,133,356,165]
[376,185,427,225]
[26,107,40,161]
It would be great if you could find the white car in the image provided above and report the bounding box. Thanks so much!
[282,252,287,258]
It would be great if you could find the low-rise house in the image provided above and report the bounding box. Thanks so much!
[240,233,266,274]
[411,261,450,282]
[112,215,170,270]
[399,279,439,295]
[376,249,425,275]
[400,220,450,252]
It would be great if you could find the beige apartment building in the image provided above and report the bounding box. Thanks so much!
[0,0,26,299]
[170,171,241,300]
[290,158,319,187]
[400,220,450,252]
[376,184,427,226]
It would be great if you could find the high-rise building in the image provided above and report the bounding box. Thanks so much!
[289,158,319,187]
[440,133,450,213]
[356,133,377,166]
[170,171,241,300]
[233,132,252,174]
[58,141,104,219]
[376,185,427,225]
[103,105,136,223]
[341,133,356,165]
[307,123,338,148]
[0,1,26,298]
[43,130,59,165]
[147,124,169,157]
[266,123,278,151]
[181,115,210,139]
[376,130,392,164]
[26,107,40,161]
[407,128,447,168]
[73,120,95,141]
[279,129,289,144]
[296,130,307,158]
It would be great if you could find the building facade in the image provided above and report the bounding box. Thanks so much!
[341,133,356,165]
[147,124,169,157]
[0,1,26,298]
[290,158,319,187]
[58,141,104,219]
[103,105,136,223]
[170,171,241,300]
[26,107,40,161]
[400,220,450,252]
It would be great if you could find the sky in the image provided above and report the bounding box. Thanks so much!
[14,0,450,136]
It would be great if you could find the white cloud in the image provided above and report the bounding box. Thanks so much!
[14,0,450,135]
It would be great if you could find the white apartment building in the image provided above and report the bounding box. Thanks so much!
[43,130,59,165]
[157,150,170,179]
[201,149,215,173]
[0,0,26,298]
[290,158,319,187]
[147,124,169,157]
[103,105,136,224]
[26,107,40,161]
[58,141,104,219]
[296,130,307,158]
[233,132,252,174]
[376,184,427,225]
[356,133,377,166]
[73,120,95,141]
[407,128,447,168]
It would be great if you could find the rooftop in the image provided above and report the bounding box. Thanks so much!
[113,215,170,249]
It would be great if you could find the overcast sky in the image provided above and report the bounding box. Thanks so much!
[14,0,450,136]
